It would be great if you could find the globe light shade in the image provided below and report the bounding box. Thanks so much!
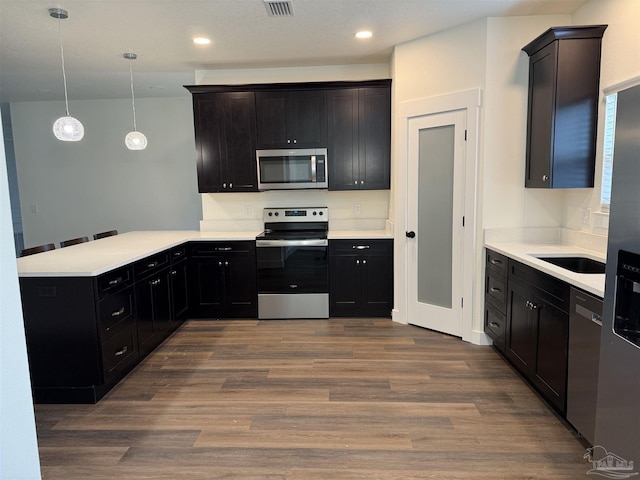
[125,130,148,150]
[53,115,84,141]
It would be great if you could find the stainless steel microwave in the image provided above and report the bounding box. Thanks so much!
[256,148,328,190]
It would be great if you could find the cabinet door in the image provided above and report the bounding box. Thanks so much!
[219,92,258,191]
[256,91,289,148]
[361,252,393,317]
[506,281,536,373]
[136,269,172,354]
[329,254,361,316]
[256,90,327,148]
[169,259,189,323]
[327,89,359,190]
[532,293,569,413]
[190,257,225,317]
[193,94,223,192]
[289,90,327,148]
[358,87,391,190]
[224,255,258,318]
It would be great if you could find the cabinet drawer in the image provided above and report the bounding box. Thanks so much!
[170,244,188,264]
[96,265,133,300]
[190,241,255,257]
[486,272,507,313]
[101,324,138,379]
[509,259,570,312]
[329,239,393,256]
[486,249,508,276]
[98,287,135,340]
[134,251,170,280]
[485,304,506,350]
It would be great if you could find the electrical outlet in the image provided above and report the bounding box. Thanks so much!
[243,205,253,217]
[30,204,38,214]
[582,208,591,225]
[354,203,361,215]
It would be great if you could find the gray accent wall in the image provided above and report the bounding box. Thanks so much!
[10,96,201,249]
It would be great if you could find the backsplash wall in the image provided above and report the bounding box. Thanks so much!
[200,190,390,232]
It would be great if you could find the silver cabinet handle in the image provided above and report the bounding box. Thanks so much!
[293,139,297,144]
[290,284,298,289]
[356,260,360,264]
[216,247,232,251]
[354,180,358,185]
[147,261,158,268]
[224,261,229,266]
[111,307,125,317]
[114,346,128,357]
[362,260,367,265]
[490,259,502,265]
[170,270,177,276]
[173,251,183,257]
[353,245,370,250]
[150,279,161,286]
[489,321,500,328]
[230,182,233,189]
[218,261,223,266]
[287,139,291,144]
[490,287,502,293]
[108,277,122,286]
[360,180,364,185]
[223,183,227,188]
[542,174,548,182]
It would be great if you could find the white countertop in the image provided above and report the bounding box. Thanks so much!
[328,229,393,239]
[485,241,606,298]
[17,229,393,277]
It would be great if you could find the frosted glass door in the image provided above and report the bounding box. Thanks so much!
[407,110,465,337]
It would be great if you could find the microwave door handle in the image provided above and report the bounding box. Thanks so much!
[311,155,317,182]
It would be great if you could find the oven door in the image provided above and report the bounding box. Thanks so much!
[256,239,328,294]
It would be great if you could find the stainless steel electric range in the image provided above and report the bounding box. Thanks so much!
[255,207,328,319]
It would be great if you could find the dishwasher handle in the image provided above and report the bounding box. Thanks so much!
[575,303,603,326]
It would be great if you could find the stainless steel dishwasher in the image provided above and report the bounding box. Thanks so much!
[567,287,603,445]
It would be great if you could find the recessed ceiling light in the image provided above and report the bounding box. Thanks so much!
[193,37,211,45]
[355,31,372,39]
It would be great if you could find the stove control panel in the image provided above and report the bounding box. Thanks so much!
[263,207,328,222]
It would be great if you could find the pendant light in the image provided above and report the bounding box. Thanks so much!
[49,8,84,142]
[123,53,147,150]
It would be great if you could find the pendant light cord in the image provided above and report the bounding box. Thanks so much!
[128,58,138,131]
[57,16,70,116]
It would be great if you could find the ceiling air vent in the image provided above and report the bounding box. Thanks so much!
[264,0,294,17]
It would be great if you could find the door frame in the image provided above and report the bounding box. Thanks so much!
[394,89,482,344]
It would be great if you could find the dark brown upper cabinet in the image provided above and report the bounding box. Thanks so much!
[327,84,391,190]
[188,90,258,193]
[255,90,327,149]
[522,25,607,188]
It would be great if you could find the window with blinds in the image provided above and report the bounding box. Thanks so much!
[600,92,617,211]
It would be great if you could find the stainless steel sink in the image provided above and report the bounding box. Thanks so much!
[536,256,605,274]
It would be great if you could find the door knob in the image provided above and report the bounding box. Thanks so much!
[406,231,416,238]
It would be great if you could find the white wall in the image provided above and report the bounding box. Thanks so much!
[0,110,41,479]
[10,97,201,248]
[564,0,640,233]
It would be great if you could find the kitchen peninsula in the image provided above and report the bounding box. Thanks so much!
[17,229,392,403]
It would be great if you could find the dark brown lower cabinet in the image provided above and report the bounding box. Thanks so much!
[504,260,570,414]
[20,269,140,404]
[135,267,172,356]
[329,239,393,317]
[189,241,257,319]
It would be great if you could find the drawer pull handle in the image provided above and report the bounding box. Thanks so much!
[490,259,503,265]
[353,245,370,250]
[147,261,159,268]
[111,307,126,317]
[290,284,298,289]
[115,346,128,357]
[489,321,500,328]
[224,261,229,266]
[170,270,177,276]
[173,251,183,257]
[490,287,502,293]
[150,279,161,286]
[216,247,232,251]
[108,277,122,286]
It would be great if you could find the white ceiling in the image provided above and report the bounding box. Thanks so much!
[0,0,586,103]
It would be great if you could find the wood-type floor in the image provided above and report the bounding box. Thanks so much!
[35,319,592,479]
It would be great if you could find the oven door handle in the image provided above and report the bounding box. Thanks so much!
[256,239,328,247]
